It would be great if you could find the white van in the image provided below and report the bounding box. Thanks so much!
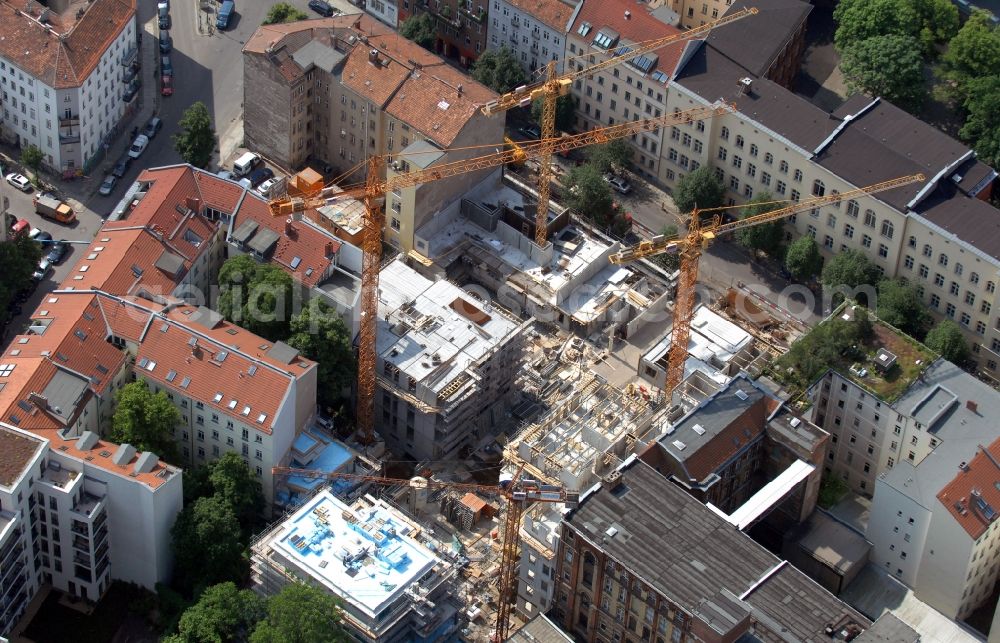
[233,152,261,177]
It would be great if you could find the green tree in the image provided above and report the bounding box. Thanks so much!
[171,496,246,593]
[876,278,930,338]
[208,453,265,536]
[250,583,347,643]
[20,144,43,179]
[959,75,1000,168]
[170,582,265,643]
[925,319,970,364]
[821,249,880,290]
[587,139,632,174]
[913,0,960,51]
[672,166,724,214]
[470,46,527,94]
[940,11,1000,97]
[262,2,308,24]
[111,381,181,461]
[530,94,578,133]
[0,236,41,323]
[833,0,920,52]
[288,299,355,407]
[840,35,925,111]
[399,13,436,50]
[563,164,614,223]
[734,192,784,256]
[217,255,295,341]
[174,102,216,169]
[784,236,823,281]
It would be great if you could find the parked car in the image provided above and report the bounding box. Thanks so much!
[238,177,252,190]
[159,30,172,53]
[112,154,131,178]
[246,167,274,188]
[33,193,76,224]
[99,175,117,196]
[603,174,632,195]
[159,14,171,29]
[128,134,150,159]
[32,258,52,282]
[216,0,234,29]
[5,173,31,192]
[216,170,234,181]
[10,218,29,238]
[161,55,172,76]
[308,0,335,16]
[29,229,51,243]
[161,75,174,96]
[518,124,541,139]
[143,117,163,139]
[46,240,68,264]
[256,177,279,197]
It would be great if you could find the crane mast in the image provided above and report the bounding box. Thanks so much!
[609,173,926,395]
[481,7,758,246]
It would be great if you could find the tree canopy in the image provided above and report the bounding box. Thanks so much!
[876,278,930,338]
[940,10,1000,95]
[735,192,784,256]
[0,236,41,323]
[840,35,925,111]
[287,299,355,406]
[924,319,970,364]
[111,381,181,462]
[563,164,614,223]
[587,140,632,174]
[208,453,265,536]
[250,583,347,643]
[672,166,724,214]
[21,144,43,177]
[399,13,436,50]
[833,0,921,52]
[168,582,265,643]
[262,2,308,24]
[471,46,527,94]
[821,249,880,291]
[774,316,873,389]
[784,236,823,281]
[959,74,1000,168]
[171,496,246,594]
[531,94,578,133]
[173,102,216,169]
[217,255,295,341]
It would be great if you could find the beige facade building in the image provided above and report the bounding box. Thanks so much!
[243,16,503,253]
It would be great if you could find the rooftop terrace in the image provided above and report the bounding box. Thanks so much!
[269,490,439,619]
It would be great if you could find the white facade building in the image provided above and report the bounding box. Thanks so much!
[0,0,138,172]
[486,0,576,75]
[363,0,399,28]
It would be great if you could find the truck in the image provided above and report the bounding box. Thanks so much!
[33,194,75,224]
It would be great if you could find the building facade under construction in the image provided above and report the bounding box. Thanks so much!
[376,259,531,461]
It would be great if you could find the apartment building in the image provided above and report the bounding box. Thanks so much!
[0,0,139,172]
[251,488,462,642]
[486,0,576,75]
[397,0,489,65]
[376,259,529,461]
[553,456,873,642]
[243,17,503,252]
[362,0,399,28]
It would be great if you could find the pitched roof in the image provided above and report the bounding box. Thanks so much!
[0,424,43,488]
[570,0,680,46]
[506,0,576,31]
[937,438,1000,539]
[0,0,136,89]
[913,188,1000,263]
[231,196,341,287]
[704,0,811,79]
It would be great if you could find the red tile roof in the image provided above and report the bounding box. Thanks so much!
[33,426,176,489]
[937,439,1000,540]
[507,0,576,31]
[568,0,685,77]
[234,196,341,287]
[0,0,136,89]
[193,171,246,214]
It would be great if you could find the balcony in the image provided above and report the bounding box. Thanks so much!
[72,535,90,552]
[59,115,79,127]
[74,551,92,567]
[122,44,138,67]
[71,492,105,519]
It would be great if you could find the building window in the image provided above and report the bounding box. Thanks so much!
[845,224,855,239]
[861,234,872,248]
[812,179,825,196]
[847,200,860,218]
[881,221,894,239]
[939,253,949,267]
[878,243,888,258]
[903,255,913,269]
[720,126,729,140]
[919,264,928,278]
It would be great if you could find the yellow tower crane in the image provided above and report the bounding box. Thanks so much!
[609,174,926,395]
[269,103,732,445]
[481,7,758,246]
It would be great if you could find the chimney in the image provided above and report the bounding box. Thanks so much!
[960,461,970,472]
[185,197,202,213]
[368,48,380,66]
[28,392,48,410]
[285,218,295,236]
[624,9,631,18]
[738,77,753,96]
[967,400,978,413]
[457,83,463,96]
[325,241,336,258]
